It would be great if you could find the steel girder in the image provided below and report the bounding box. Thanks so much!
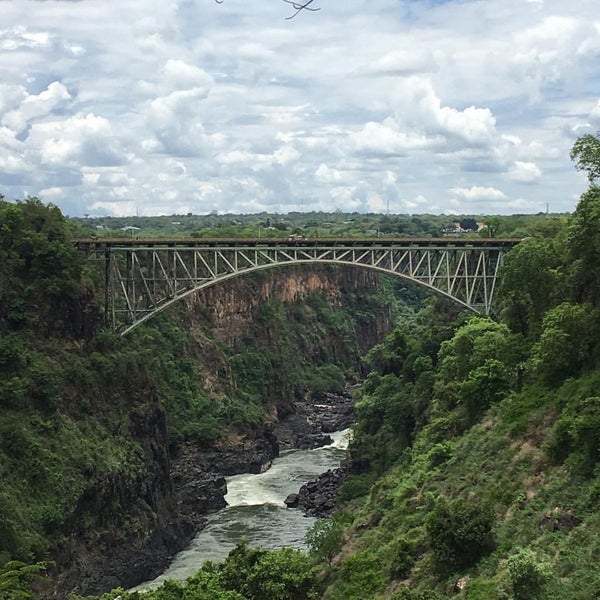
[101,241,513,335]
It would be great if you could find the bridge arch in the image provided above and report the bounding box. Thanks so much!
[121,260,479,336]
[76,237,520,335]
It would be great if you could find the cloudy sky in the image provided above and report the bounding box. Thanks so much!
[1,0,599,217]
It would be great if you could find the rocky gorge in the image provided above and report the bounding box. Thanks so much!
[170,388,356,540]
[51,390,356,597]
[41,266,397,598]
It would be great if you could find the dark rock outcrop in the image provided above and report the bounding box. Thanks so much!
[284,467,348,517]
[272,390,356,449]
[50,403,197,597]
[169,431,280,529]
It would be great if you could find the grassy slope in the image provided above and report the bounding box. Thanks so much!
[322,343,600,600]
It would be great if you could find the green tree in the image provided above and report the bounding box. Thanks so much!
[498,237,566,336]
[567,185,600,305]
[305,518,343,565]
[437,317,520,385]
[570,132,600,183]
[366,328,409,376]
[426,498,494,573]
[218,542,317,600]
[459,217,478,231]
[459,358,510,424]
[531,302,598,385]
[0,197,89,335]
[482,216,502,237]
[185,568,245,599]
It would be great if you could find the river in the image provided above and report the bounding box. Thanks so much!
[135,429,350,590]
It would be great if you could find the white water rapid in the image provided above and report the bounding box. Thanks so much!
[135,429,351,591]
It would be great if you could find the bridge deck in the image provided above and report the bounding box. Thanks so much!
[75,236,521,250]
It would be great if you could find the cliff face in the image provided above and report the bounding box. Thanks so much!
[45,266,399,597]
[51,403,194,595]
[180,266,394,393]
[190,267,387,346]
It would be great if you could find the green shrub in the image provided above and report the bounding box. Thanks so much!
[219,542,317,600]
[545,396,600,475]
[304,364,345,394]
[427,442,453,469]
[305,519,343,565]
[387,536,415,579]
[531,303,599,385]
[337,473,377,501]
[426,498,495,573]
[461,578,503,599]
[334,548,387,599]
[506,548,551,600]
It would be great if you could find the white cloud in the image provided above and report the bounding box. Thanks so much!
[90,200,138,216]
[403,194,429,211]
[29,113,125,167]
[163,60,213,91]
[370,49,438,76]
[508,161,543,182]
[0,26,50,51]
[39,186,63,198]
[2,81,71,134]
[330,186,362,211]
[365,190,386,212]
[449,186,508,202]
[350,118,439,155]
[146,89,210,156]
[273,145,300,165]
[315,164,346,184]
[1,0,599,215]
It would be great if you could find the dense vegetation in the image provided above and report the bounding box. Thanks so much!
[311,139,600,599]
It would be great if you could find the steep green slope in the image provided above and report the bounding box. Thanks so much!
[324,358,599,599]
[318,188,600,600]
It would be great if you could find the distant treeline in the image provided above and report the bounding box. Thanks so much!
[70,211,569,241]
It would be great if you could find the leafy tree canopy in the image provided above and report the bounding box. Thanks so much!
[570,132,600,183]
[0,197,87,335]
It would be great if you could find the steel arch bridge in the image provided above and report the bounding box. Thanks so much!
[76,237,520,336]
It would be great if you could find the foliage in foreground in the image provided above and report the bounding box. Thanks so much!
[87,543,317,600]
[0,561,48,600]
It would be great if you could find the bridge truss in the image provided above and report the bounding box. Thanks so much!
[77,238,519,335]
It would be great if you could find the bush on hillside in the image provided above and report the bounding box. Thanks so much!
[426,497,495,573]
[506,548,551,600]
[545,396,600,475]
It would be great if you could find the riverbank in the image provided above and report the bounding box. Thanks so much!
[57,389,355,596]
